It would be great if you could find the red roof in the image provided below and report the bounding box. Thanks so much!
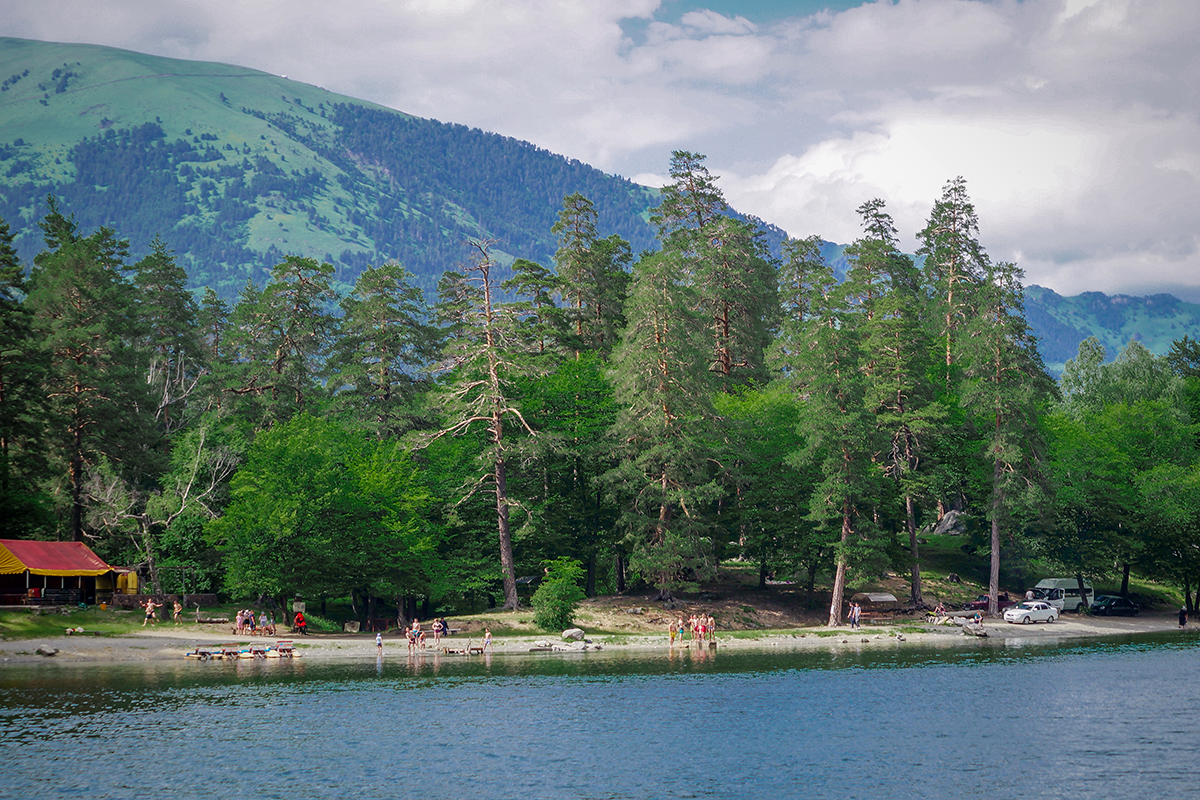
[0,539,113,576]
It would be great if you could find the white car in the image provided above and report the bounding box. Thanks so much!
[1003,601,1058,624]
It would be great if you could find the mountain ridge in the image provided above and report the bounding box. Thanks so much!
[1,36,1195,370]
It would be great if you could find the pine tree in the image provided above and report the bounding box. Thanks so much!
[429,239,539,610]
[26,206,156,541]
[652,152,776,388]
[604,248,722,600]
[918,177,988,386]
[0,215,53,536]
[773,235,882,626]
[959,259,1055,615]
[328,262,439,438]
[551,193,631,358]
[847,200,943,606]
[132,235,204,433]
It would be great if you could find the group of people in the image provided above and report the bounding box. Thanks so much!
[404,617,450,651]
[669,613,717,646]
[847,602,863,629]
[235,608,276,636]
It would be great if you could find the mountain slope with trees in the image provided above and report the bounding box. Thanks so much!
[0,37,663,299]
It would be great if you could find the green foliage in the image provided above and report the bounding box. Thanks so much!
[207,414,434,601]
[531,557,586,631]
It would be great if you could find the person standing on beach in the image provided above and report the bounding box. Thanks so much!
[669,620,676,647]
[143,599,161,627]
[173,601,183,625]
[376,631,383,656]
[482,628,493,651]
[1180,607,1188,628]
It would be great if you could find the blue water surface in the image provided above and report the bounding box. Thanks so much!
[3,632,1199,799]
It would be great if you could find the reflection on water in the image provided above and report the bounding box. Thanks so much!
[4,631,1200,799]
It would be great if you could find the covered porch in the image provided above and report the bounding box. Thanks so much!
[0,539,118,607]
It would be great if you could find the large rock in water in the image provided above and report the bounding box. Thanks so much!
[562,628,585,640]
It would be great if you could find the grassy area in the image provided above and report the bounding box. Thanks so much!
[0,606,147,639]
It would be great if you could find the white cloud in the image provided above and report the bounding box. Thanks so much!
[2,0,1199,299]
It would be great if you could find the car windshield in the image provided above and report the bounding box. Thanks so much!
[1014,603,1038,610]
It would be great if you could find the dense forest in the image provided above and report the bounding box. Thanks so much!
[4,153,1200,625]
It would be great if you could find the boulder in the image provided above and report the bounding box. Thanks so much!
[932,510,967,536]
[36,645,58,657]
[562,628,585,640]
[343,621,361,633]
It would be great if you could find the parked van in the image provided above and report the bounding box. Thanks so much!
[1033,578,1094,612]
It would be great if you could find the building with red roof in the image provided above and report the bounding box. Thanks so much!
[0,539,121,606]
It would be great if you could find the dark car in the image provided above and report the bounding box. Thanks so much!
[1091,595,1140,616]
[961,593,1017,612]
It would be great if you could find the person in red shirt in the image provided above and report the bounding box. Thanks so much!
[293,611,308,635]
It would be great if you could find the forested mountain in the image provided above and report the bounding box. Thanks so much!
[1,37,1187,369]
[1023,286,1200,374]
[0,37,667,298]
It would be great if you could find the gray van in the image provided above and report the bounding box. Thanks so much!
[1033,578,1094,612]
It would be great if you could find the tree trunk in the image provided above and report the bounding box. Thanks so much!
[494,453,520,610]
[71,421,84,542]
[585,549,596,598]
[906,494,923,605]
[1075,572,1090,612]
[827,505,851,627]
[615,550,626,593]
[988,457,1002,617]
[1120,562,1130,598]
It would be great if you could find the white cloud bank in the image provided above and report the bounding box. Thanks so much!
[2,0,1198,299]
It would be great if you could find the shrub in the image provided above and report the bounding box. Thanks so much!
[531,557,586,631]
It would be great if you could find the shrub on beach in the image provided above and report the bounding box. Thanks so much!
[532,557,586,631]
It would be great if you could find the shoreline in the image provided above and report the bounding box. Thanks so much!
[0,611,1188,665]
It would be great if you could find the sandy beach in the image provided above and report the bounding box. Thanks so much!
[0,611,1187,665]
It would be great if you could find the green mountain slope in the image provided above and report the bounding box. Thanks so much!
[1025,285,1200,372]
[0,37,659,297]
[2,38,1194,368]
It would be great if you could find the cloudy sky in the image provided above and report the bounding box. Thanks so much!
[3,0,1198,299]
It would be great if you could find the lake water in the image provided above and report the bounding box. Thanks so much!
[3,632,1199,799]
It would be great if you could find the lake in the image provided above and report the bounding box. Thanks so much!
[3,631,1199,799]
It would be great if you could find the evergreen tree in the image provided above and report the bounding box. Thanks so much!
[429,239,539,610]
[552,193,632,358]
[652,152,776,388]
[221,258,336,428]
[918,177,988,386]
[0,216,53,536]
[959,259,1055,615]
[26,206,157,541]
[604,248,722,600]
[132,235,204,433]
[327,262,439,438]
[774,239,882,626]
[846,200,943,605]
